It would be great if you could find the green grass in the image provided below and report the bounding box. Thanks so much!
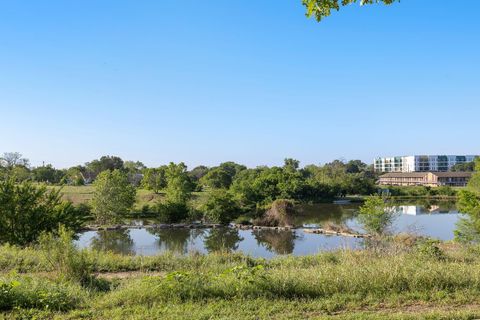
[46,186,210,214]
[3,242,480,319]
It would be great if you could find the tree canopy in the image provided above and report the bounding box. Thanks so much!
[91,170,136,224]
[303,0,399,22]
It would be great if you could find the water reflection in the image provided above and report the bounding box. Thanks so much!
[297,203,357,227]
[75,201,462,257]
[204,228,243,253]
[253,229,299,255]
[90,229,134,255]
[148,228,204,254]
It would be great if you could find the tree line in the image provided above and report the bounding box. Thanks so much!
[0,152,379,245]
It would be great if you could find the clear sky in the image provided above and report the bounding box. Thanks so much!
[0,0,479,169]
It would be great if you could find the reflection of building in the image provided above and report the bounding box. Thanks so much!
[374,155,477,173]
[378,172,472,187]
[396,205,440,215]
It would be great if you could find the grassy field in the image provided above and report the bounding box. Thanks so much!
[46,186,209,212]
[2,241,480,319]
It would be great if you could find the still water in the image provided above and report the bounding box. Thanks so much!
[76,201,462,258]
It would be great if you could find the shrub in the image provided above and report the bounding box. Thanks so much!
[157,201,190,223]
[0,276,85,311]
[201,189,241,224]
[39,226,94,287]
[0,179,89,246]
[357,195,396,236]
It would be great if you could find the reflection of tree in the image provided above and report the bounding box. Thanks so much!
[253,230,297,255]
[298,204,356,226]
[90,230,134,255]
[204,228,243,253]
[149,228,201,254]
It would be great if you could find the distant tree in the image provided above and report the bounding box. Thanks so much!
[124,161,146,173]
[0,152,29,168]
[0,152,31,182]
[63,166,86,186]
[91,170,136,224]
[188,165,210,181]
[124,160,146,186]
[0,179,89,246]
[283,158,300,173]
[303,0,399,22]
[141,167,167,193]
[200,167,232,189]
[451,161,476,172]
[201,189,241,224]
[218,161,246,178]
[200,162,246,190]
[9,166,31,183]
[32,164,65,184]
[345,160,368,174]
[85,155,124,181]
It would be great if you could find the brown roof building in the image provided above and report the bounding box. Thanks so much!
[378,172,472,187]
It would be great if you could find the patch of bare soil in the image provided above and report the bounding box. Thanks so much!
[95,271,165,280]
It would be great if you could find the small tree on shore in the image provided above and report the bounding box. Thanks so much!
[91,170,136,224]
[455,159,480,242]
[358,195,395,236]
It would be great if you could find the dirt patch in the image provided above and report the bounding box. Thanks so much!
[96,271,165,280]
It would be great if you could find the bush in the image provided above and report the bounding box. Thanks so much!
[39,227,94,286]
[357,195,396,236]
[0,276,85,311]
[157,201,190,223]
[0,179,89,246]
[201,189,241,224]
[415,239,446,261]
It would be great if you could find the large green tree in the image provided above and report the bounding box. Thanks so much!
[303,0,399,22]
[91,170,136,224]
[156,163,194,223]
[164,162,193,203]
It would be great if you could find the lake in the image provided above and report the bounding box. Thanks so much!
[76,201,462,258]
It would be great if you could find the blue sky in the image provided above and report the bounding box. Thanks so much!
[0,0,479,169]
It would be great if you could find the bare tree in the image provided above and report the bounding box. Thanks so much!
[0,152,30,168]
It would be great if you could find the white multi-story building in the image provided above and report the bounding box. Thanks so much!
[374,155,477,173]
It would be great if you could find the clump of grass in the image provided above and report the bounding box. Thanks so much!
[0,275,86,312]
[39,226,94,286]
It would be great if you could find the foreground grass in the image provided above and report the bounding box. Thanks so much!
[2,243,480,319]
